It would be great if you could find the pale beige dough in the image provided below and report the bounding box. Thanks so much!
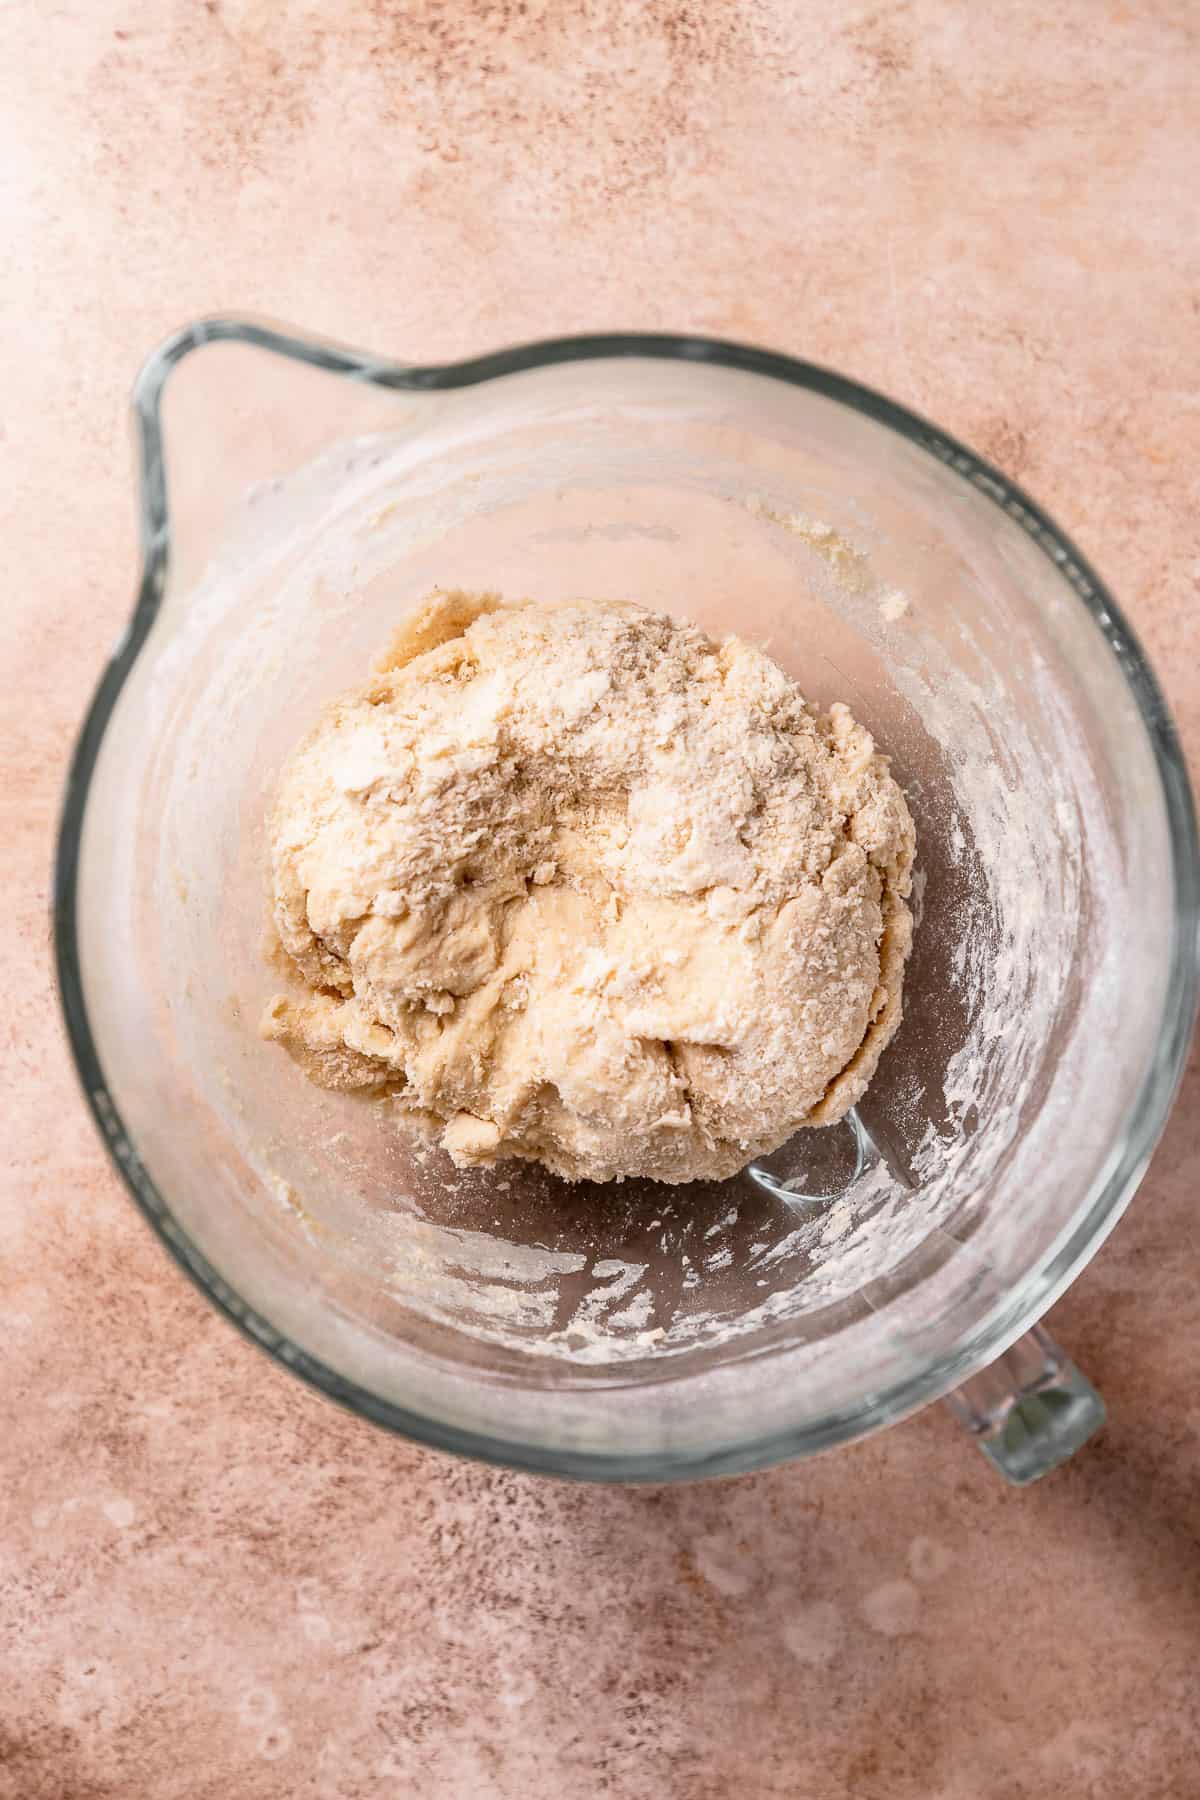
[261,591,915,1184]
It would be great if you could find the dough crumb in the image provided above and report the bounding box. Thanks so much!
[261,591,916,1184]
[879,589,910,623]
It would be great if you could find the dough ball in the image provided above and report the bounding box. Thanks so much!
[261,591,915,1184]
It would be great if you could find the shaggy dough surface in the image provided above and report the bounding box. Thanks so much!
[262,591,915,1183]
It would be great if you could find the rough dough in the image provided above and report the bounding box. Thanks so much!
[261,591,915,1184]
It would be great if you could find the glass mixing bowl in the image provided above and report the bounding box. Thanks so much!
[55,321,1199,1483]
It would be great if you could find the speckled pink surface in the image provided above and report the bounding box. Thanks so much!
[3,4,1200,1796]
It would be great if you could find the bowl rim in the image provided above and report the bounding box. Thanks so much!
[53,317,1200,1480]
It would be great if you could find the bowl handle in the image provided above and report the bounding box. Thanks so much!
[942,1323,1105,1485]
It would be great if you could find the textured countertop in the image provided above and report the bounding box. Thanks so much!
[4,4,1199,1796]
